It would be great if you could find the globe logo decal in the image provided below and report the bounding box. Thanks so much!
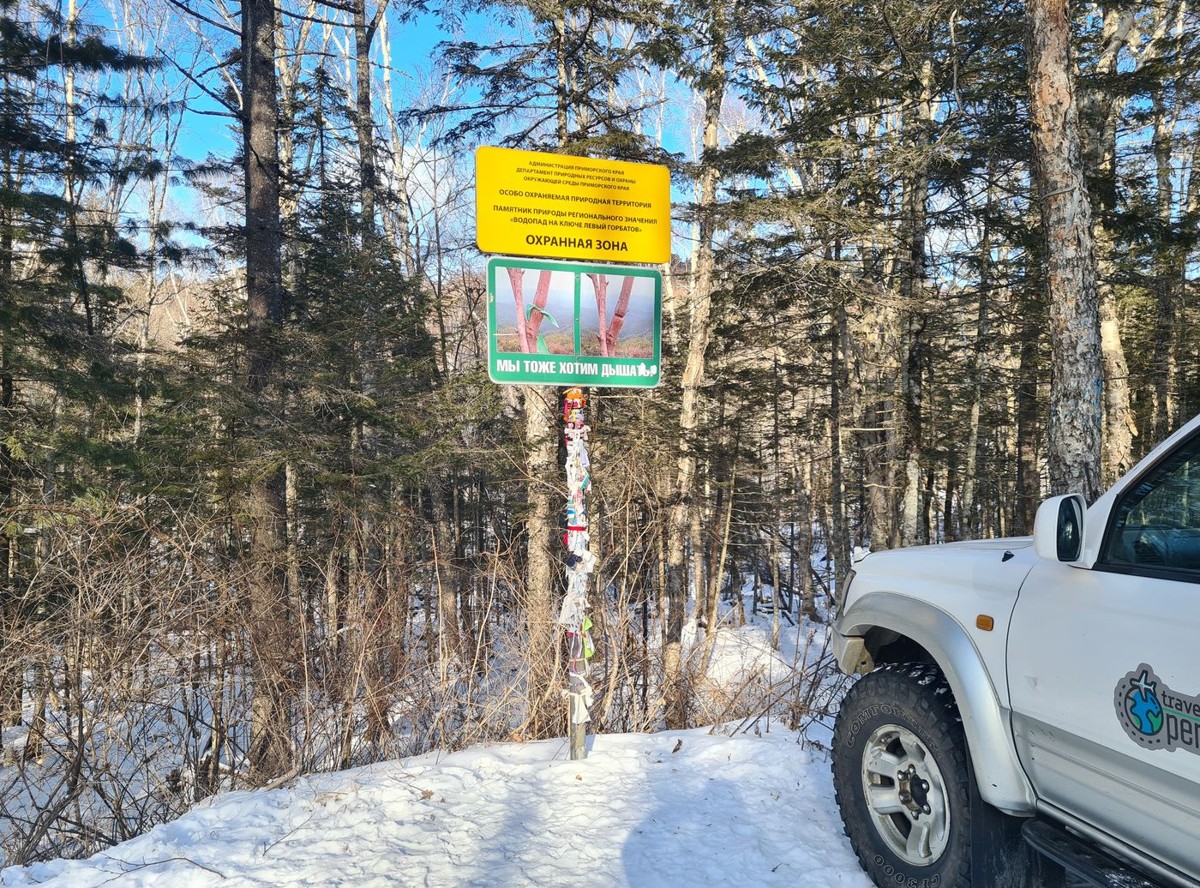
[1115,665,1170,750]
[1113,664,1200,754]
[1125,675,1163,736]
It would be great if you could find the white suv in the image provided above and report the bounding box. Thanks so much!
[831,416,1200,887]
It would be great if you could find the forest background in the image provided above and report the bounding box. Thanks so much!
[2,0,1198,867]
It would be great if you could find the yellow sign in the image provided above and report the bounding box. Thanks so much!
[475,146,671,264]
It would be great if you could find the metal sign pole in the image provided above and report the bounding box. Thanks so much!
[560,387,594,760]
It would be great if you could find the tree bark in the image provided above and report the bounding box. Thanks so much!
[1150,95,1181,441]
[0,339,18,731]
[1097,276,1134,479]
[1014,317,1042,535]
[1079,6,1138,483]
[607,276,635,353]
[960,224,991,538]
[521,385,559,736]
[528,270,552,350]
[896,58,934,549]
[514,8,575,740]
[830,296,851,579]
[353,0,382,233]
[507,267,530,353]
[664,1,727,729]
[0,145,18,727]
[587,273,611,356]
[242,0,292,783]
[432,477,462,673]
[1026,0,1103,501]
[1078,4,1180,475]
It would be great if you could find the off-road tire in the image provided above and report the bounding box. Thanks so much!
[832,662,972,888]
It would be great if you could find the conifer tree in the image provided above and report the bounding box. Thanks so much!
[0,0,156,734]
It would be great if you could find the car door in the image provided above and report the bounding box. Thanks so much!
[1008,432,1200,883]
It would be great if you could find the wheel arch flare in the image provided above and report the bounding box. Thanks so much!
[837,592,1037,816]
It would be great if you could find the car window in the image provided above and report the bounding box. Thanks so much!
[1102,435,1200,573]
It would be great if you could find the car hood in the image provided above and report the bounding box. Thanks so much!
[848,536,1039,607]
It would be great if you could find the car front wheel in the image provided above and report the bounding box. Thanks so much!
[832,662,972,887]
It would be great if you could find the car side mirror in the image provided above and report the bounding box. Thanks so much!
[1034,494,1087,563]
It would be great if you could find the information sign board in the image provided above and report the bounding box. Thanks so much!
[476,147,670,264]
[487,257,661,388]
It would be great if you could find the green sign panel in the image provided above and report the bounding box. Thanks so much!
[487,257,661,388]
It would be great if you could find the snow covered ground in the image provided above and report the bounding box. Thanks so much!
[1,724,872,887]
[2,600,872,888]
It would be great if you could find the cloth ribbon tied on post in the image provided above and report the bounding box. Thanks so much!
[559,387,595,728]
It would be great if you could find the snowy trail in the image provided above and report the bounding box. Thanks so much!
[1,727,873,887]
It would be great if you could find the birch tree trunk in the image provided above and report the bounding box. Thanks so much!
[1080,7,1134,481]
[1080,4,1182,475]
[1026,0,1102,501]
[664,1,727,729]
[376,11,415,274]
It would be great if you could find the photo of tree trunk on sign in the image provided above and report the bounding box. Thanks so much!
[581,273,655,358]
[496,267,572,353]
[494,266,657,359]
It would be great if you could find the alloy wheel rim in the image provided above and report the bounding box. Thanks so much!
[860,723,951,865]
